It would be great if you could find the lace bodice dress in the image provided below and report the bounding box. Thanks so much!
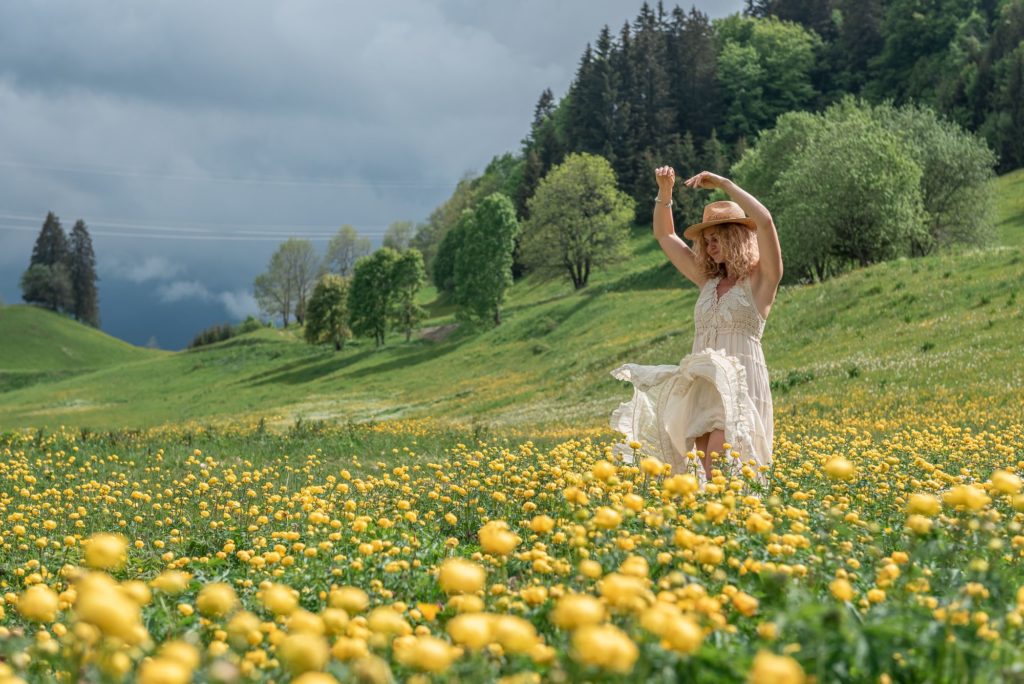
[610,275,773,485]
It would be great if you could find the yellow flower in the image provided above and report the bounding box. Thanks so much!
[550,594,605,630]
[943,485,990,512]
[733,592,759,617]
[592,460,617,481]
[748,650,806,684]
[367,607,411,636]
[571,624,639,674]
[824,457,855,481]
[907,493,941,516]
[18,585,59,623]
[829,578,854,602]
[159,641,200,670]
[991,470,1022,495]
[137,657,191,684]
[438,558,486,596]
[529,515,555,534]
[277,633,329,675]
[329,587,369,613]
[662,615,703,654]
[289,610,326,635]
[593,507,622,530]
[640,458,663,476]
[227,611,262,649]
[396,635,457,673]
[447,613,494,650]
[150,570,191,595]
[479,521,520,555]
[197,582,238,618]
[293,674,339,684]
[906,515,933,535]
[84,533,128,571]
[261,583,299,616]
[492,615,538,654]
[74,572,144,644]
[331,637,369,661]
[696,544,724,566]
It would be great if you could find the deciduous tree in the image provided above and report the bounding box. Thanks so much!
[522,153,635,289]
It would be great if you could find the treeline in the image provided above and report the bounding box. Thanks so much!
[411,0,1022,288]
[20,212,100,327]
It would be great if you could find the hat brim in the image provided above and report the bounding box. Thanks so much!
[683,217,757,241]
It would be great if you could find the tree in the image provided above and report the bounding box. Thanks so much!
[432,210,474,294]
[326,225,372,277]
[390,249,427,342]
[383,221,415,252]
[768,107,926,281]
[872,102,997,254]
[522,153,635,289]
[349,248,400,347]
[780,113,925,277]
[304,274,352,351]
[714,15,821,141]
[454,193,520,326]
[20,264,71,312]
[22,212,72,312]
[68,220,100,327]
[279,239,320,324]
[254,239,319,327]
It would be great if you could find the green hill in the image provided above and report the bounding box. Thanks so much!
[0,173,1021,431]
[0,305,165,393]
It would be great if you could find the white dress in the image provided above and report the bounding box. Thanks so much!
[609,275,773,485]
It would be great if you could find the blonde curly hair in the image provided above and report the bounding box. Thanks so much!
[691,223,759,280]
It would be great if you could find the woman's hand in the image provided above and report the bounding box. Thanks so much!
[684,170,729,190]
[655,166,676,197]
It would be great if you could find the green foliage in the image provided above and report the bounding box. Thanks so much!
[325,225,372,278]
[522,153,635,289]
[734,97,996,281]
[304,274,352,351]
[431,210,473,294]
[872,102,997,254]
[454,193,520,327]
[22,212,73,313]
[390,249,427,342]
[714,15,821,139]
[382,220,415,252]
[254,238,320,327]
[774,109,925,280]
[349,248,400,347]
[20,263,72,313]
[189,323,238,350]
[68,220,100,327]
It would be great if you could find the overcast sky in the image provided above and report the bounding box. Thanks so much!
[0,0,744,349]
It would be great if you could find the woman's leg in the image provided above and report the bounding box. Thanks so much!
[701,429,726,479]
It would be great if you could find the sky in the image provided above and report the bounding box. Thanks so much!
[0,0,744,350]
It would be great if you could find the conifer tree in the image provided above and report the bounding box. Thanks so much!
[69,219,100,327]
[22,212,72,312]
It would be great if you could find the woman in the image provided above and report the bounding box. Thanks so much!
[610,167,783,486]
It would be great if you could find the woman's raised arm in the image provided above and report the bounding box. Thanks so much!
[653,166,706,288]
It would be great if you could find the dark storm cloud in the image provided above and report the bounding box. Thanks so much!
[0,0,744,348]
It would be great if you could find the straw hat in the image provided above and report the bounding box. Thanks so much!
[683,200,757,241]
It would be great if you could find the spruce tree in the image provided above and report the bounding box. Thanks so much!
[69,219,100,327]
[23,212,72,312]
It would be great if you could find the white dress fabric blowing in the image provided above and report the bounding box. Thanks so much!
[610,275,773,485]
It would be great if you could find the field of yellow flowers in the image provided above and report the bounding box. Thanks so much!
[1,396,1023,683]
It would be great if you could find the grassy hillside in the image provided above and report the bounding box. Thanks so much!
[996,168,1024,246]
[0,173,1021,431]
[0,305,165,393]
